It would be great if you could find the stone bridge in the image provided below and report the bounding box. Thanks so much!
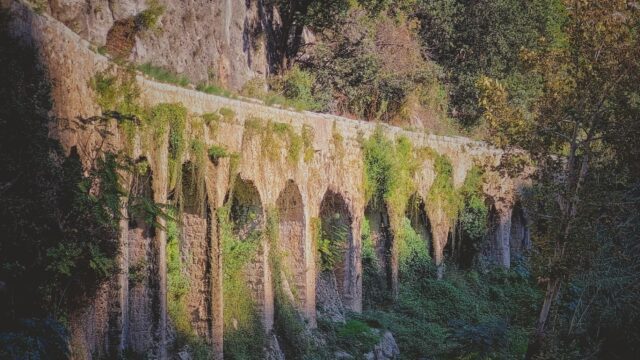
[5,1,532,358]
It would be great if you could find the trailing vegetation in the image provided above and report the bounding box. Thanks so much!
[243,117,305,164]
[220,183,265,359]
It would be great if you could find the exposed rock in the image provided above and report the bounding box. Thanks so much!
[335,350,355,359]
[266,333,285,360]
[46,0,273,89]
[365,331,400,360]
[315,271,346,323]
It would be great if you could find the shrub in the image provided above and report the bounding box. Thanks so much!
[136,0,165,30]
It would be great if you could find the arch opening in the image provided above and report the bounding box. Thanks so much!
[509,202,529,259]
[362,202,393,306]
[316,190,353,321]
[401,194,432,275]
[482,203,502,265]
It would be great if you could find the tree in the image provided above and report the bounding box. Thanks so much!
[271,0,351,71]
[417,0,565,127]
[478,1,640,357]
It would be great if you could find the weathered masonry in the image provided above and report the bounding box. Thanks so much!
[5,1,532,358]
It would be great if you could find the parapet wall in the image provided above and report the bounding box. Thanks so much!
[4,1,529,359]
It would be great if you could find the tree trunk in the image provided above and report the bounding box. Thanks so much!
[525,276,561,359]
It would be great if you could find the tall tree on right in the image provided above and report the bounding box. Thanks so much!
[478,1,640,358]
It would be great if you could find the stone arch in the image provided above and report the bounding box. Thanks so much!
[125,157,158,354]
[509,201,530,257]
[275,180,307,311]
[316,189,354,321]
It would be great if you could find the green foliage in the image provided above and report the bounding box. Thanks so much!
[90,67,141,115]
[219,203,265,359]
[456,166,488,259]
[301,125,315,163]
[138,62,189,87]
[335,319,380,353]
[218,107,235,122]
[196,83,235,98]
[243,117,304,164]
[317,214,350,272]
[136,0,165,30]
[416,0,564,127]
[145,103,187,191]
[208,145,229,161]
[361,218,377,265]
[396,217,430,276]
[270,66,326,111]
[428,153,462,220]
[360,268,541,359]
[0,318,70,359]
[362,128,433,276]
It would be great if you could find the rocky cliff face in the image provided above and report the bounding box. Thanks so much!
[44,0,273,89]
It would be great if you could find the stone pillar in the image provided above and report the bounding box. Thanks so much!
[263,239,275,332]
[428,205,451,280]
[117,201,130,356]
[210,207,224,360]
[152,145,169,360]
[348,215,363,312]
[431,223,449,279]
[304,205,317,327]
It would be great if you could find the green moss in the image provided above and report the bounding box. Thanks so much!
[208,145,229,162]
[362,128,426,273]
[332,122,345,160]
[427,154,463,221]
[136,0,165,30]
[186,139,207,214]
[243,118,304,164]
[90,67,141,116]
[196,83,235,98]
[302,125,315,163]
[219,107,235,122]
[166,209,190,334]
[138,63,189,87]
[145,103,187,192]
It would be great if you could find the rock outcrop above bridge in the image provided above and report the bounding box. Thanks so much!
[4,1,532,358]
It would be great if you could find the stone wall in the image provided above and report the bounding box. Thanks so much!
[3,1,532,358]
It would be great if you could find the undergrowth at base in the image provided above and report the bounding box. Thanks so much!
[362,266,541,359]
